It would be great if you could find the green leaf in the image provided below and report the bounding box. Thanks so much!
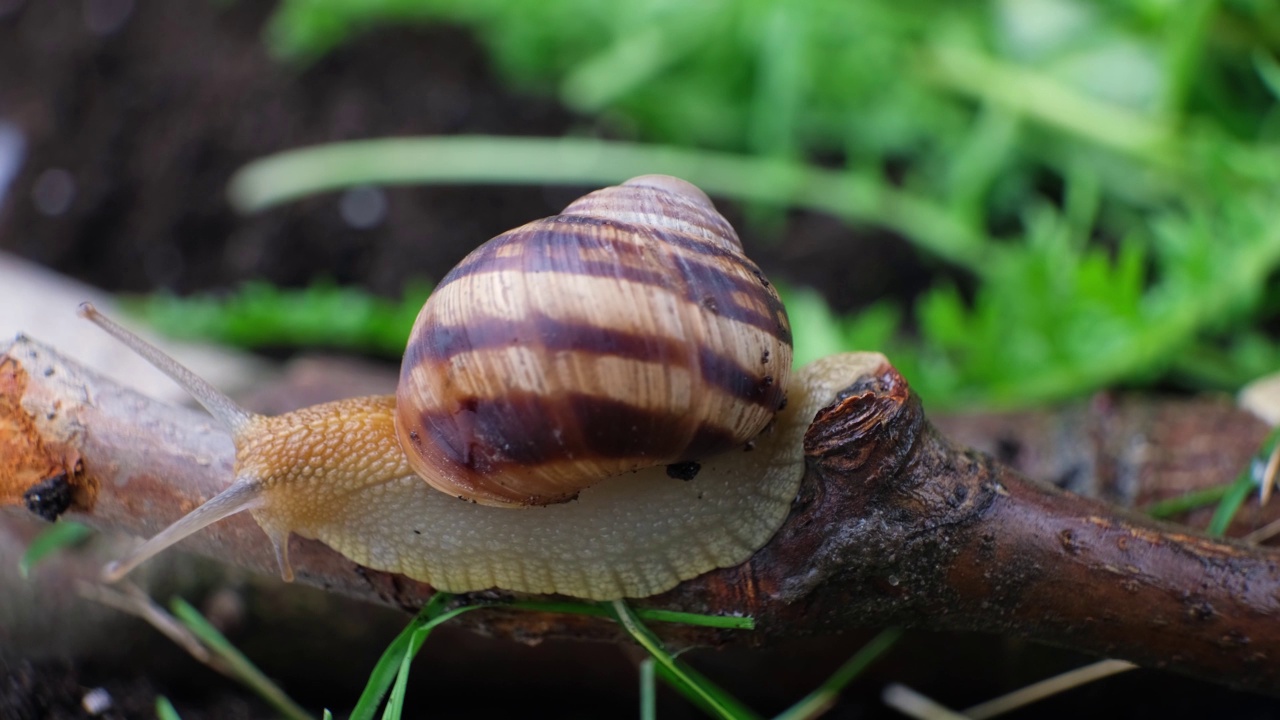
[774,628,903,720]
[1208,427,1280,537]
[170,598,315,720]
[155,696,183,720]
[351,593,483,720]
[19,521,92,579]
[610,600,761,720]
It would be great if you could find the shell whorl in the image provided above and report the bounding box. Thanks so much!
[394,175,793,506]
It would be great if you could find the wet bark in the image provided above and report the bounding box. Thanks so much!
[3,335,1278,694]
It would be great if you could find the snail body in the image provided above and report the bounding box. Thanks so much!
[84,175,853,600]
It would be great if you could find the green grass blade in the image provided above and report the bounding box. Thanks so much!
[170,597,315,720]
[1207,428,1280,537]
[640,658,656,720]
[627,608,753,630]
[18,521,91,578]
[353,593,484,720]
[352,594,750,718]
[505,599,754,630]
[228,135,990,275]
[774,628,903,720]
[382,624,428,720]
[381,605,480,720]
[649,656,761,720]
[155,696,182,720]
[1144,485,1233,519]
[921,44,1177,166]
[1207,477,1254,537]
[351,593,451,720]
[348,618,417,720]
[611,600,761,720]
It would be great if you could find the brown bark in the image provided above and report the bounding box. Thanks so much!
[933,395,1275,531]
[3,336,1279,694]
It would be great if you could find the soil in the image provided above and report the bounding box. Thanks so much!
[0,1,1273,718]
[0,0,933,311]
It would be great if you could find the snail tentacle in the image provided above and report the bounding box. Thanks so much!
[102,477,267,582]
[78,302,258,434]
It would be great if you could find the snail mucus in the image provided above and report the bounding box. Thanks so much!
[85,174,867,600]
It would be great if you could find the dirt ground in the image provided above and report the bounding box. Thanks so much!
[0,1,1274,718]
[0,1,932,311]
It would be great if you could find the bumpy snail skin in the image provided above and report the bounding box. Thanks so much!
[280,353,879,600]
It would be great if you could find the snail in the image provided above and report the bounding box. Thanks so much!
[84,174,868,600]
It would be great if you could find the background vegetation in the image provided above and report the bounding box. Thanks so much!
[135,0,1280,410]
[9,0,1280,717]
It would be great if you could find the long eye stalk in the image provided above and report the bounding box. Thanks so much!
[78,303,257,434]
[80,303,270,582]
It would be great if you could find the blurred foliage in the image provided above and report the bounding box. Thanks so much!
[166,0,1280,409]
[132,281,432,357]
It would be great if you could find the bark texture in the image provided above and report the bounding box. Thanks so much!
[3,336,1279,694]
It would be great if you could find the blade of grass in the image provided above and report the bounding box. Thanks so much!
[1209,475,1259,537]
[611,599,761,720]
[348,596,446,720]
[350,592,484,720]
[170,597,315,720]
[961,659,1136,720]
[1159,0,1219,120]
[18,521,91,578]
[650,658,760,720]
[774,628,903,720]
[641,658,656,720]
[156,696,183,720]
[505,599,754,630]
[353,594,754,719]
[921,45,1177,167]
[380,604,480,720]
[1208,474,1259,535]
[228,135,991,276]
[1207,427,1280,536]
[382,623,427,720]
[1144,484,1233,519]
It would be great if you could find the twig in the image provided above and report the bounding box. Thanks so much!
[5,336,1280,694]
[881,684,968,720]
[76,580,216,666]
[961,660,1137,720]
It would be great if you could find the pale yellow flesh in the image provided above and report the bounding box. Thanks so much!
[254,353,882,600]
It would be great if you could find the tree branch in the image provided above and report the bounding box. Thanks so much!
[3,336,1278,694]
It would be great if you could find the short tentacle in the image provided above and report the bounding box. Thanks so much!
[102,479,266,582]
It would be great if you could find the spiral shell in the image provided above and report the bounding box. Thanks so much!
[394,175,793,506]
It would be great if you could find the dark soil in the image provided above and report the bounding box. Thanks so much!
[0,1,1272,718]
[1,659,259,720]
[0,0,932,311]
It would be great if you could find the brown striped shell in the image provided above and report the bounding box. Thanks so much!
[394,175,793,506]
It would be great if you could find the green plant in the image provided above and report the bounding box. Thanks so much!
[182,0,1280,409]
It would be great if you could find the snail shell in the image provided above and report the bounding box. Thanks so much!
[396,175,793,506]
